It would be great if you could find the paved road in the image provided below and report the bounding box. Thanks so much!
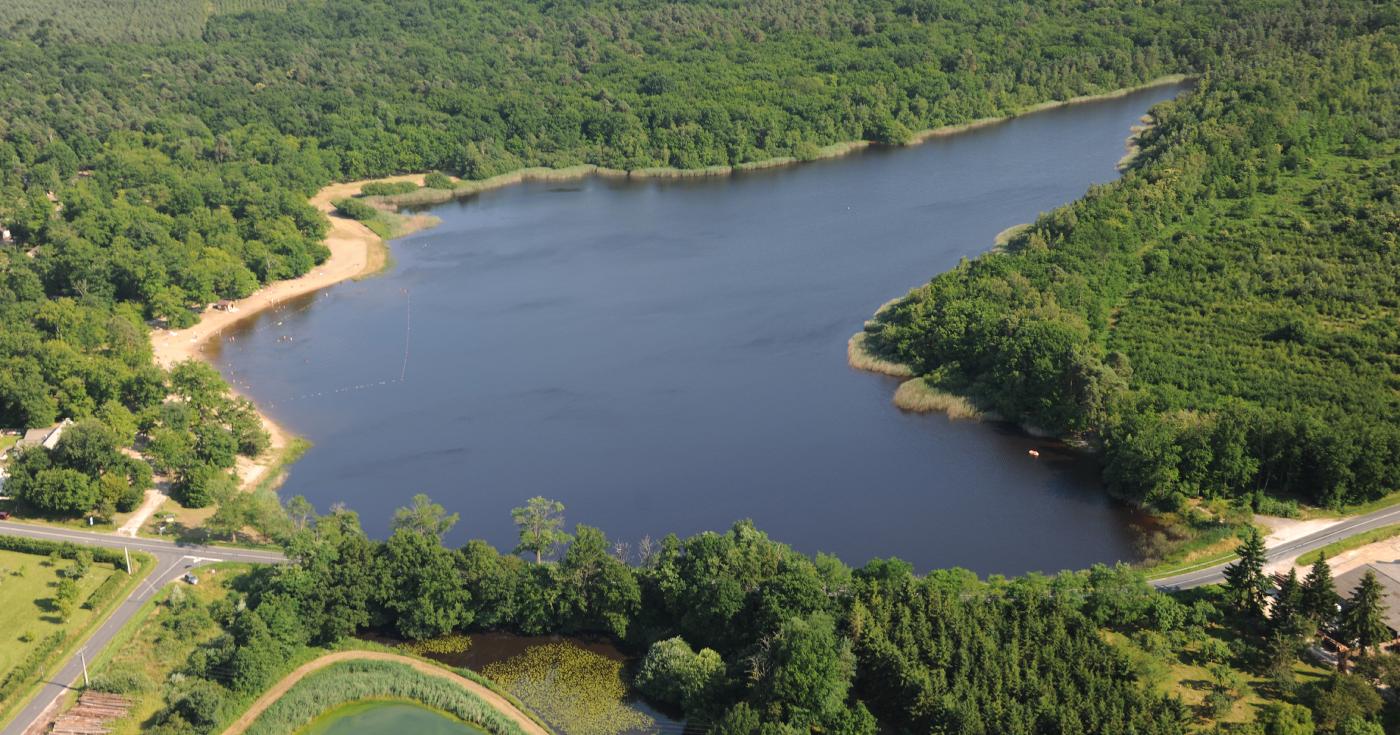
[0,521,285,735]
[1152,503,1400,590]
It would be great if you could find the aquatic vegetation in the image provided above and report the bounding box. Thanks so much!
[402,633,473,657]
[483,643,652,735]
[243,660,525,735]
[892,378,982,420]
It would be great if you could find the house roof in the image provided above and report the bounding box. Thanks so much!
[14,419,71,451]
[1334,562,1400,635]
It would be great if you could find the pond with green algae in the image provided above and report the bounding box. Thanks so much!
[297,701,486,735]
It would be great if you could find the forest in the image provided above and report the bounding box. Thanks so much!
[127,496,1397,734]
[864,8,1400,512]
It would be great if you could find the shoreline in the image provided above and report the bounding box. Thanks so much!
[149,75,1191,509]
[147,174,432,501]
[374,75,1192,211]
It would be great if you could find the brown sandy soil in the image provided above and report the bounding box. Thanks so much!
[147,175,427,498]
[219,650,549,735]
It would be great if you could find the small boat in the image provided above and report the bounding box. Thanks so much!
[1027,449,1040,458]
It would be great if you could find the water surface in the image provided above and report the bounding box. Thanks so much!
[213,83,1185,575]
[299,701,483,735]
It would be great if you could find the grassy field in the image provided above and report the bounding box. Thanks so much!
[0,548,119,676]
[0,545,152,731]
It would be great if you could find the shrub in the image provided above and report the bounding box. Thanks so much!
[83,571,127,610]
[90,664,153,694]
[423,172,453,189]
[359,181,419,197]
[331,197,379,221]
[633,637,725,713]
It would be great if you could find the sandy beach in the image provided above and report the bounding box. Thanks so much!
[145,174,426,501]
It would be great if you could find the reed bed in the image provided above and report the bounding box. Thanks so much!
[846,332,914,377]
[993,223,1031,250]
[242,660,525,735]
[892,378,982,420]
[482,643,650,735]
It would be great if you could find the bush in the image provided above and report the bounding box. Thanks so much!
[90,664,152,694]
[633,637,725,714]
[331,197,379,221]
[423,172,453,189]
[359,181,419,197]
[83,571,127,610]
[173,464,237,508]
[0,535,124,566]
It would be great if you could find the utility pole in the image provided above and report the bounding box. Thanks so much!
[79,648,89,688]
[124,547,131,575]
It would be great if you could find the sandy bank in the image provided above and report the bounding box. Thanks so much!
[148,174,428,496]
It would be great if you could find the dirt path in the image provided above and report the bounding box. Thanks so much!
[219,650,549,735]
[115,486,168,536]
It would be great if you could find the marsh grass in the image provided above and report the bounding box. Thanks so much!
[481,643,650,735]
[846,332,913,377]
[993,223,1031,250]
[892,378,982,420]
[244,660,525,735]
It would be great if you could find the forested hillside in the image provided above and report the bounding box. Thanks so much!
[866,11,1400,512]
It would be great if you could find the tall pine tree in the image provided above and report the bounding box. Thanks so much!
[1272,568,1307,639]
[1302,557,1340,626]
[1340,570,1391,656]
[1223,527,1269,619]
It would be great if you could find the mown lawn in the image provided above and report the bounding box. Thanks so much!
[0,548,118,676]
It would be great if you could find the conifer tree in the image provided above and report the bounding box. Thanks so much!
[1272,568,1307,639]
[1222,527,1269,619]
[1340,570,1391,656]
[1302,556,1341,626]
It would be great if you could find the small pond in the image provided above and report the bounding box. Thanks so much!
[298,701,485,735]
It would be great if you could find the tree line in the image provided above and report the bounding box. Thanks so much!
[138,497,1400,733]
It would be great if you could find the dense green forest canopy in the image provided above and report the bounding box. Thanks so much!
[143,499,1398,733]
[866,11,1400,511]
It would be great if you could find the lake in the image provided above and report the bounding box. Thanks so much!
[211,82,1185,575]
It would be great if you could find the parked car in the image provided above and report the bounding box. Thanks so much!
[0,511,10,520]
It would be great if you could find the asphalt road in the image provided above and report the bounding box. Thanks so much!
[1152,503,1400,590]
[0,520,285,735]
